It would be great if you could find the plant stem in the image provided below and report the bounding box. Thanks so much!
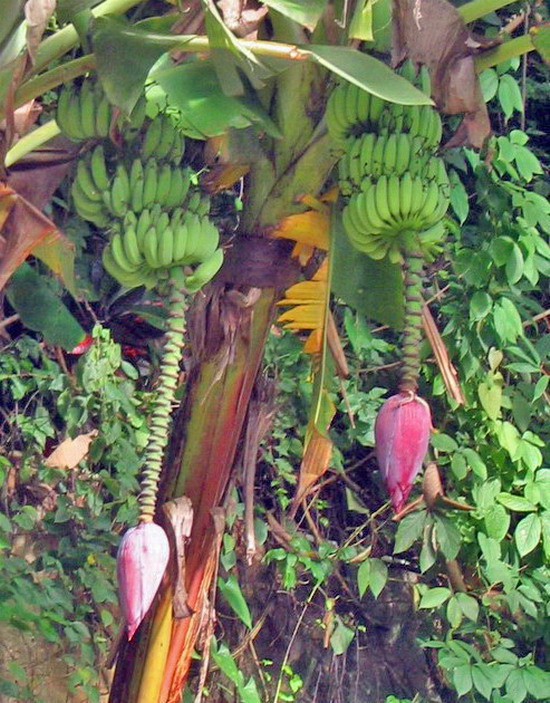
[32,0,143,75]
[5,120,61,167]
[399,245,424,394]
[138,268,187,522]
[458,0,518,24]
[474,33,535,73]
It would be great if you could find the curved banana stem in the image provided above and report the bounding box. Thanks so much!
[138,267,187,522]
[399,242,424,394]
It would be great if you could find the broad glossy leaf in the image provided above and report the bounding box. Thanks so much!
[419,587,451,609]
[394,510,427,554]
[92,16,178,114]
[153,60,280,139]
[368,558,388,598]
[332,213,404,329]
[6,263,85,350]
[307,45,432,105]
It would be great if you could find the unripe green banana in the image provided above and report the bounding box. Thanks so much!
[344,83,359,126]
[359,132,376,174]
[369,95,386,126]
[196,197,210,218]
[347,138,363,187]
[128,94,147,132]
[123,227,143,267]
[156,212,170,234]
[136,209,152,245]
[143,226,160,269]
[172,221,189,262]
[155,164,173,205]
[142,162,158,208]
[109,174,129,218]
[71,180,109,225]
[79,81,97,138]
[186,191,201,214]
[387,175,401,224]
[394,133,412,175]
[355,188,387,234]
[157,225,174,268]
[419,65,431,97]
[372,136,387,178]
[56,86,81,140]
[184,248,224,293]
[111,232,138,272]
[141,118,162,160]
[356,87,371,124]
[124,211,138,229]
[75,161,102,201]
[346,195,371,236]
[95,91,111,137]
[418,180,440,226]
[382,133,398,173]
[89,145,110,191]
[190,218,220,261]
[168,132,186,164]
[155,116,177,160]
[407,177,425,221]
[129,159,144,190]
[374,175,393,225]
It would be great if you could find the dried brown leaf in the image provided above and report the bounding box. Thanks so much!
[44,431,98,470]
[24,0,56,62]
[392,0,492,147]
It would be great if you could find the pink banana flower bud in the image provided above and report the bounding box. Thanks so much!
[374,392,432,513]
[117,522,170,640]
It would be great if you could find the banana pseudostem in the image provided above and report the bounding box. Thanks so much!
[138,267,187,522]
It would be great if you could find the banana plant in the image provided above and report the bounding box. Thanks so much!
[1,1,548,702]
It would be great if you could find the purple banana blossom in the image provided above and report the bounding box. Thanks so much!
[375,392,432,513]
[117,521,170,640]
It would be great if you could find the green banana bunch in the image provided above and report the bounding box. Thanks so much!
[103,207,223,291]
[141,114,186,163]
[56,80,111,141]
[326,81,388,146]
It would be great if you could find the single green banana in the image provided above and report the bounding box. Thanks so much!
[196,197,210,218]
[129,159,145,191]
[356,87,371,124]
[371,136,387,178]
[124,211,138,229]
[168,132,186,164]
[141,118,162,160]
[407,177,425,222]
[109,175,129,218]
[123,227,143,267]
[67,88,86,139]
[95,92,111,137]
[128,95,147,132]
[344,82,359,126]
[394,133,412,175]
[142,162,158,208]
[347,138,364,186]
[89,145,110,191]
[419,65,431,97]
[143,226,160,269]
[136,209,152,245]
[387,174,402,224]
[157,225,174,268]
[346,195,370,237]
[116,164,131,202]
[184,248,224,293]
[398,173,414,222]
[56,87,79,140]
[75,161,102,201]
[374,176,393,225]
[383,133,398,173]
[155,116,176,160]
[342,206,368,250]
[172,221,189,262]
[186,190,201,214]
[111,232,138,272]
[79,81,97,138]
[368,95,386,126]
[155,164,173,205]
[359,133,376,175]
[356,188,387,234]
[191,218,220,261]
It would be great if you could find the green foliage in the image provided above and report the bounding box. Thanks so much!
[0,326,148,700]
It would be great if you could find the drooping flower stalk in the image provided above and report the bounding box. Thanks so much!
[117,267,187,639]
[399,243,424,393]
[138,266,187,523]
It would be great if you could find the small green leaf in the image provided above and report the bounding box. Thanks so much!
[434,514,461,560]
[419,587,451,609]
[368,558,388,598]
[498,74,523,119]
[262,0,327,30]
[497,493,537,512]
[469,291,493,321]
[453,664,473,696]
[472,664,495,701]
[522,666,550,699]
[449,170,469,224]
[463,449,487,479]
[456,593,479,622]
[493,297,523,344]
[479,68,498,102]
[446,596,463,629]
[506,668,527,703]
[514,513,542,557]
[431,433,458,453]
[218,574,252,628]
[330,615,355,655]
[211,641,242,684]
[357,560,370,598]
[394,510,427,553]
[484,504,510,542]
